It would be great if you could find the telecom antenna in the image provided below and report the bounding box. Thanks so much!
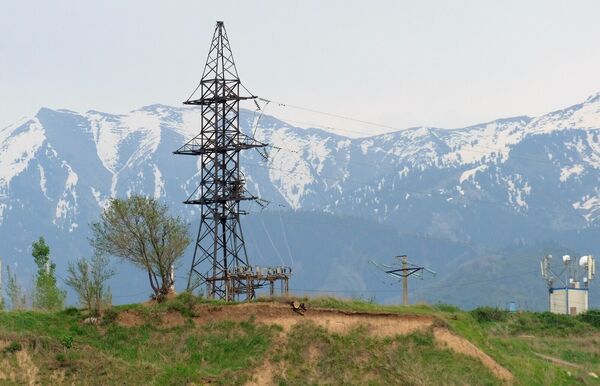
[541,253,595,315]
[370,255,436,305]
[175,21,271,301]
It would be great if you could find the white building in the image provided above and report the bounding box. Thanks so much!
[542,254,595,316]
[549,286,589,315]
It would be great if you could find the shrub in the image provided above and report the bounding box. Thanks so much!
[60,335,74,350]
[62,307,80,316]
[166,291,200,317]
[576,309,600,328]
[470,307,508,323]
[5,265,27,310]
[65,254,115,316]
[3,341,22,354]
[410,332,434,346]
[102,308,119,325]
[434,303,461,313]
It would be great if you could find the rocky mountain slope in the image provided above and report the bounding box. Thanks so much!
[0,93,598,307]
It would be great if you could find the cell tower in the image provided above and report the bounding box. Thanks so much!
[370,255,436,305]
[175,21,290,301]
[541,254,595,315]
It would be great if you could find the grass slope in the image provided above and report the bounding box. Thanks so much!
[0,296,599,385]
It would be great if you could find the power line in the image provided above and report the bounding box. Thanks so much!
[253,98,572,166]
[258,98,405,133]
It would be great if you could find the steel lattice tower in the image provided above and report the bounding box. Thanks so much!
[175,21,267,301]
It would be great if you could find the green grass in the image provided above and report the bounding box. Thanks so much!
[2,296,600,385]
[0,304,276,385]
[273,322,499,385]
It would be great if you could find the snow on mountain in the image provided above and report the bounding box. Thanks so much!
[0,93,598,262]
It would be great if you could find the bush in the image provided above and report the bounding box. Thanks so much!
[65,254,115,316]
[507,311,586,336]
[434,303,461,313]
[62,307,80,316]
[576,309,600,328]
[165,291,200,317]
[60,335,74,350]
[470,307,508,323]
[102,308,119,325]
[3,341,22,354]
[55,352,66,363]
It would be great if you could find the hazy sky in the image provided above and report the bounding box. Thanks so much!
[2,0,600,136]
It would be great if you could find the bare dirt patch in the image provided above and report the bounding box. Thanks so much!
[434,328,513,382]
[160,311,186,328]
[15,349,39,386]
[117,310,145,327]
[117,309,186,328]
[192,303,435,337]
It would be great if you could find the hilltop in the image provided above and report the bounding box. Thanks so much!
[1,296,600,385]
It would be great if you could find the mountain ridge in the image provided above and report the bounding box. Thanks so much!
[0,93,598,307]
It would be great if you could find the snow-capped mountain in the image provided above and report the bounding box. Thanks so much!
[0,93,599,307]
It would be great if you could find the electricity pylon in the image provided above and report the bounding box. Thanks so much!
[175,21,267,301]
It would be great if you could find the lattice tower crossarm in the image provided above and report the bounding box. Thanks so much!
[174,21,267,301]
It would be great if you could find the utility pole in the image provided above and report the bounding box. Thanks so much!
[401,255,409,306]
[370,255,436,306]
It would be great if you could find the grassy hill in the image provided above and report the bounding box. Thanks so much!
[1,296,600,385]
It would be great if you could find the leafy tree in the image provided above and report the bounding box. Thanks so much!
[32,237,66,311]
[91,195,190,302]
[65,254,115,316]
[5,265,27,310]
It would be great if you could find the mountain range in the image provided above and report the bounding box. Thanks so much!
[0,93,599,309]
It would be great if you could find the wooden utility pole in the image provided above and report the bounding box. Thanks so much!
[401,255,409,306]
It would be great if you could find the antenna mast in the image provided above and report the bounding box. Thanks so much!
[175,21,268,301]
[541,253,595,315]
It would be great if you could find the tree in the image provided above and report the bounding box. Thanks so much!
[32,237,66,311]
[65,254,115,316]
[91,195,190,302]
[5,265,27,310]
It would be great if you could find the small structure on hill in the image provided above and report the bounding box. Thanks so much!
[541,254,595,315]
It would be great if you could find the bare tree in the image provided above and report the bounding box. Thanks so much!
[65,254,115,316]
[5,265,27,310]
[91,195,190,302]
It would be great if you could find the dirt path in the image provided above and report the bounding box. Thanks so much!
[533,352,583,369]
[434,328,513,382]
